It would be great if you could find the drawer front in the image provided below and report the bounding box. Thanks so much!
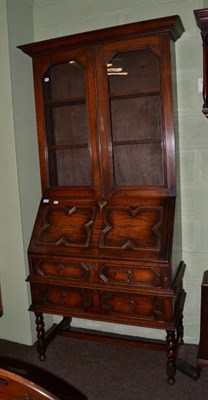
[31,285,92,312]
[98,263,170,289]
[30,258,90,282]
[30,257,170,290]
[101,292,165,322]
[30,284,172,323]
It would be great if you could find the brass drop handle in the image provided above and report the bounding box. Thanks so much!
[97,200,107,213]
[61,291,66,305]
[127,270,132,282]
[58,263,65,276]
[128,299,136,314]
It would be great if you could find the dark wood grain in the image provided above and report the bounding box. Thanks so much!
[18,15,185,384]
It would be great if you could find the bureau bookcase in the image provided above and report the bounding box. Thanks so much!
[19,15,186,384]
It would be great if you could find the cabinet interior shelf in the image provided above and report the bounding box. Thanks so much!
[46,97,86,106]
[112,139,162,146]
[109,90,160,101]
[45,91,161,106]
[48,140,162,150]
[48,143,88,150]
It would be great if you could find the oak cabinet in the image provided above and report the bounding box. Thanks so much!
[19,15,186,384]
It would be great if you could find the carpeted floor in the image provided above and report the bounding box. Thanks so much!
[0,335,207,400]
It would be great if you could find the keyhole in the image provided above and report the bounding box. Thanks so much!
[61,291,66,305]
[128,299,135,314]
[58,264,65,276]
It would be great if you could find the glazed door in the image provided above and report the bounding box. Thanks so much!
[90,35,175,262]
[95,35,175,199]
[29,36,175,263]
[33,47,102,198]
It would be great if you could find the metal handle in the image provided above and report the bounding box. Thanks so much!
[97,200,107,213]
[127,270,132,283]
[58,264,65,277]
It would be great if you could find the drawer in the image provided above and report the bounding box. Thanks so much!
[101,291,166,321]
[30,258,90,282]
[29,258,170,290]
[30,284,172,323]
[31,284,92,312]
[98,263,170,288]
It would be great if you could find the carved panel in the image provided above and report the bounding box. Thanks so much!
[32,258,90,281]
[99,264,164,287]
[36,205,96,247]
[101,292,164,321]
[99,206,163,250]
[32,285,92,311]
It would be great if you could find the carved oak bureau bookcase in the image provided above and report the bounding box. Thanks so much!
[18,15,186,384]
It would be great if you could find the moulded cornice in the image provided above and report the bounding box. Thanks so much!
[18,14,184,58]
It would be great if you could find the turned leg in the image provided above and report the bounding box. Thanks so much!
[177,313,184,345]
[35,312,46,361]
[166,330,176,384]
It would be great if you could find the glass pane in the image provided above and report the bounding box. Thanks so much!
[108,49,164,187]
[108,49,160,94]
[51,104,88,146]
[43,61,91,187]
[49,148,91,186]
[110,95,161,142]
[113,143,163,186]
[44,62,85,99]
